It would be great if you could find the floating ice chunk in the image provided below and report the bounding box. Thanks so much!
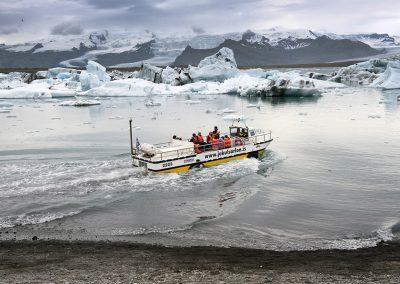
[247,103,258,108]
[59,99,101,107]
[189,47,239,82]
[370,61,400,89]
[48,67,78,78]
[0,81,76,99]
[137,63,163,83]
[184,100,201,104]
[222,114,247,121]
[80,61,110,91]
[145,100,161,106]
[0,109,11,113]
[368,115,382,119]
[0,101,14,107]
[222,108,236,113]
[298,112,308,116]
[109,116,124,120]
[84,78,156,97]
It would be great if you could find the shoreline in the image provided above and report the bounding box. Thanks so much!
[1,240,399,283]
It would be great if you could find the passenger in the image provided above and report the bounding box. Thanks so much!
[194,143,202,154]
[189,133,198,144]
[207,132,213,144]
[212,136,219,150]
[172,135,182,140]
[206,132,213,151]
[196,132,205,152]
[212,126,220,139]
[234,136,243,146]
[224,135,231,148]
[197,132,205,144]
[218,137,225,149]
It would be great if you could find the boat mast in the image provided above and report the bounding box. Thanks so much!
[129,118,133,155]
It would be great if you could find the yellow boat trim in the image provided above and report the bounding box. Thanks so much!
[148,149,268,174]
[150,165,191,174]
[202,153,248,168]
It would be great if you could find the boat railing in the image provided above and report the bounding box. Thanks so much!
[132,131,272,161]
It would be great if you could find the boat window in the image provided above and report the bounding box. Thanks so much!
[249,129,255,136]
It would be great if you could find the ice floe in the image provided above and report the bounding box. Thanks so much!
[59,98,101,107]
[332,55,400,89]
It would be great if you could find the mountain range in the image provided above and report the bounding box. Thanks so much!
[0,27,398,68]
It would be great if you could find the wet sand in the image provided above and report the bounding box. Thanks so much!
[1,240,399,283]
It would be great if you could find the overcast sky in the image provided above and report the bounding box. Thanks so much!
[1,0,399,43]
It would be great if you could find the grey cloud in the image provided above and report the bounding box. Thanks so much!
[191,26,205,35]
[51,22,84,35]
[1,0,400,43]
[0,27,19,35]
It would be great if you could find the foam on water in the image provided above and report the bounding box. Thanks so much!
[0,153,274,229]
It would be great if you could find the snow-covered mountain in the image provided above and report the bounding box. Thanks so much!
[0,27,397,68]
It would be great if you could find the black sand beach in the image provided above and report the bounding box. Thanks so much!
[1,240,400,283]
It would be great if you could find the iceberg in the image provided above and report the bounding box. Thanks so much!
[80,61,110,91]
[370,61,400,89]
[84,78,156,97]
[0,72,27,90]
[137,63,163,83]
[188,47,239,82]
[332,56,400,89]
[59,98,101,107]
[0,82,77,99]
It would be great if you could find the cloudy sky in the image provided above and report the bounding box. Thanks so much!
[1,0,399,43]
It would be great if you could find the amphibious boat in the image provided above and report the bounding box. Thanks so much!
[129,119,273,173]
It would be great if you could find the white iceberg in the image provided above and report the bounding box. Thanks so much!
[0,72,27,90]
[84,78,156,97]
[0,82,77,99]
[184,99,201,104]
[222,114,247,121]
[59,98,101,107]
[0,101,14,107]
[222,108,236,113]
[370,61,400,89]
[188,47,239,82]
[144,99,161,106]
[332,56,400,89]
[80,61,110,91]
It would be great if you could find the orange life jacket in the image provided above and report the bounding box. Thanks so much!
[224,137,231,148]
[212,138,219,150]
[197,135,204,143]
[194,144,202,154]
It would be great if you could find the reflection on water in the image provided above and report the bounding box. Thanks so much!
[0,87,399,250]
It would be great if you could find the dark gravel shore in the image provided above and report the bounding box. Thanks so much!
[1,240,400,283]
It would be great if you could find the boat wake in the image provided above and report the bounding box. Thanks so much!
[0,151,282,230]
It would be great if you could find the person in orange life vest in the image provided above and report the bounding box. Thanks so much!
[212,126,220,139]
[196,132,205,152]
[197,132,205,144]
[224,135,231,148]
[189,133,198,144]
[234,136,242,146]
[212,135,219,150]
[218,137,225,149]
[206,132,213,150]
[194,143,202,154]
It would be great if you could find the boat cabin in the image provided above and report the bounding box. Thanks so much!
[229,126,249,138]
